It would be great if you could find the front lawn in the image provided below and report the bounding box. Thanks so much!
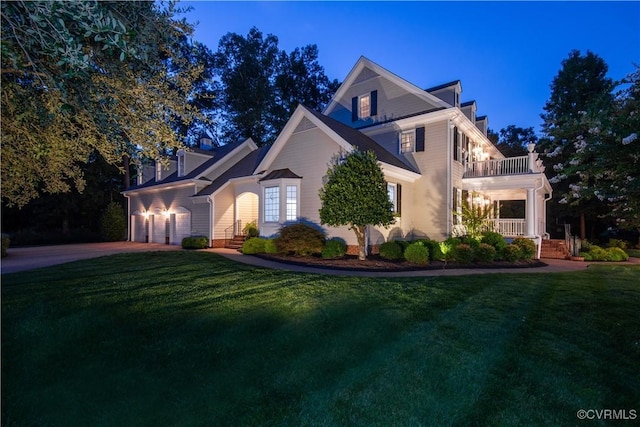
[2,252,639,426]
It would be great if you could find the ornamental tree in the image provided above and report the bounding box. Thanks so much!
[537,50,615,238]
[319,150,395,260]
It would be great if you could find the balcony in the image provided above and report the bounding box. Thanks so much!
[463,155,545,178]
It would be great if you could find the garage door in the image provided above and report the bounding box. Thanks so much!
[171,213,191,245]
[151,215,166,243]
[132,215,147,242]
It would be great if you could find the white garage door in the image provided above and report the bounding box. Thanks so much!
[132,215,146,242]
[151,215,166,243]
[171,213,191,245]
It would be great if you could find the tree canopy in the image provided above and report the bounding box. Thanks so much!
[1,0,211,207]
[494,125,537,157]
[319,150,395,260]
[537,50,615,238]
[213,27,339,146]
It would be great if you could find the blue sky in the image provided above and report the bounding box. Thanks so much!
[181,1,640,135]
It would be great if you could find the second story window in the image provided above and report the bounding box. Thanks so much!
[351,90,378,121]
[359,94,371,118]
[400,131,415,153]
[177,151,185,177]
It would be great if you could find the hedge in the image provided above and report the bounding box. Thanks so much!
[181,236,208,249]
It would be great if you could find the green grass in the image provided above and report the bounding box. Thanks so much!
[2,252,639,426]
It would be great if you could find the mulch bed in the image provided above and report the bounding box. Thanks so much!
[255,253,546,272]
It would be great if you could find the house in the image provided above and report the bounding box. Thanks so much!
[123,56,552,257]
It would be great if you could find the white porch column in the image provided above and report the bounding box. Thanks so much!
[525,188,535,237]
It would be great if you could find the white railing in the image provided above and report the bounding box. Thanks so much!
[464,156,529,178]
[490,218,526,236]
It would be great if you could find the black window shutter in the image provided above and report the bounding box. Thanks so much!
[351,96,358,121]
[397,183,402,216]
[453,126,459,161]
[371,90,378,116]
[452,186,458,224]
[415,126,425,152]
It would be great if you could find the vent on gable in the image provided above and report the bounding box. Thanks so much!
[353,68,380,85]
[293,117,316,134]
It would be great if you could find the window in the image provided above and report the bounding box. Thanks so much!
[400,131,415,153]
[351,90,377,121]
[387,183,402,215]
[286,185,297,221]
[359,94,371,119]
[155,161,162,181]
[453,187,462,225]
[453,127,462,162]
[264,186,280,222]
[177,152,185,177]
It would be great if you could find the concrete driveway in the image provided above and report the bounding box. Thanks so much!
[1,242,181,274]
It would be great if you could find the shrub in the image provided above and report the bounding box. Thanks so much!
[379,241,404,260]
[588,245,607,261]
[481,231,507,257]
[579,251,593,261]
[1,233,9,258]
[607,238,628,250]
[100,201,126,242]
[404,242,429,265]
[440,237,461,261]
[459,235,481,251]
[416,239,444,261]
[512,237,536,260]
[322,238,347,259]
[242,237,267,254]
[264,239,280,254]
[395,240,411,251]
[503,244,522,262]
[605,247,629,262]
[276,223,325,256]
[243,222,259,238]
[454,243,474,264]
[181,236,208,249]
[581,240,594,252]
[475,243,496,263]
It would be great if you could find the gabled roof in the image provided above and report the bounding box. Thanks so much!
[461,100,477,108]
[194,145,271,197]
[323,56,451,115]
[259,169,302,181]
[425,80,461,93]
[303,107,420,174]
[123,138,254,193]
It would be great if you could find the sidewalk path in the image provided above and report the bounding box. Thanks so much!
[207,248,629,277]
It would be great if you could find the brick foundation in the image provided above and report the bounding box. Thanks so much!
[211,239,228,248]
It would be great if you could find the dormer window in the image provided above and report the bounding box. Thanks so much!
[359,94,371,118]
[351,90,378,121]
[155,161,162,182]
[177,149,186,177]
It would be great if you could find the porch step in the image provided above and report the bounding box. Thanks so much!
[226,235,247,250]
[540,239,571,260]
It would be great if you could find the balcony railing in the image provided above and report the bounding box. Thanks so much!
[464,155,533,178]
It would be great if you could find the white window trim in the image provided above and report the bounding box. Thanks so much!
[263,186,280,223]
[260,178,301,224]
[177,149,186,177]
[400,129,415,154]
[387,183,397,213]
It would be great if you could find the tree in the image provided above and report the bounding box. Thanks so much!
[1,1,209,207]
[319,150,395,260]
[495,125,537,157]
[537,50,615,238]
[213,27,339,146]
[551,65,640,237]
